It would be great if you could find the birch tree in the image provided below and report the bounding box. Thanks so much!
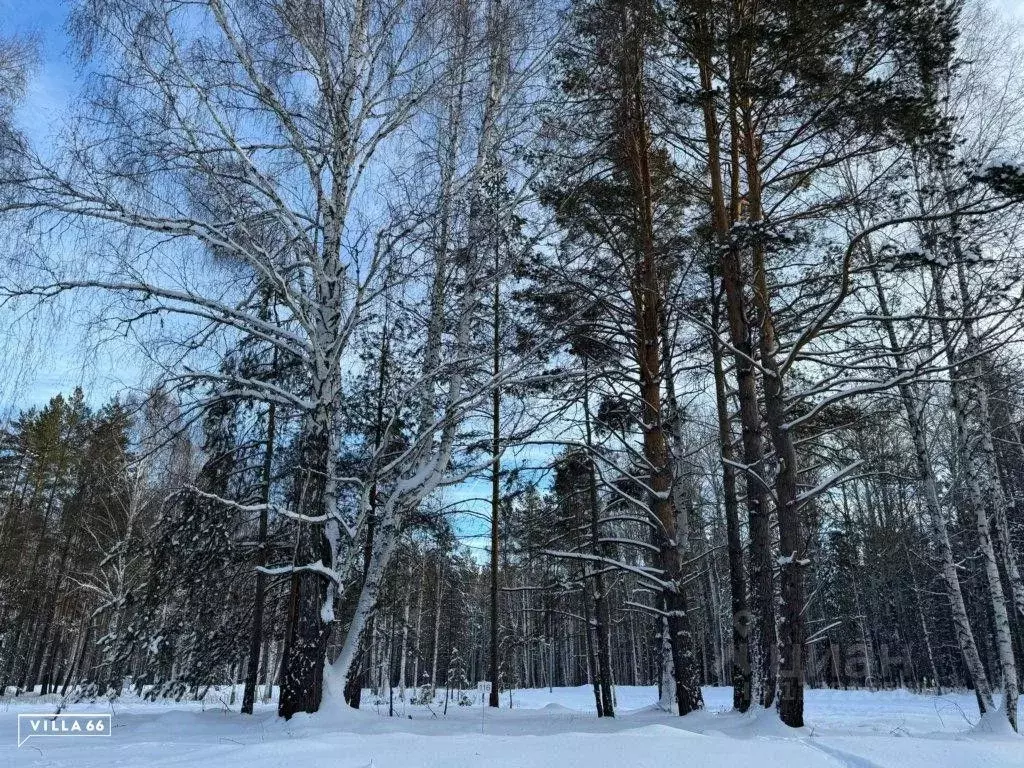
[2,0,537,717]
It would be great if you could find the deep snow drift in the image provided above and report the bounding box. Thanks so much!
[2,685,1020,767]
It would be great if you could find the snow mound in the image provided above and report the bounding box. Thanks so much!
[541,703,574,712]
[970,709,1021,740]
[725,705,809,739]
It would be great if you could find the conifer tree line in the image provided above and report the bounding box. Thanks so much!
[2,0,1024,732]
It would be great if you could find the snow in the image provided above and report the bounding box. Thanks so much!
[2,685,1020,767]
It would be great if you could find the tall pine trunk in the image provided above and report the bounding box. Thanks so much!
[738,99,805,725]
[692,3,775,707]
[709,272,752,710]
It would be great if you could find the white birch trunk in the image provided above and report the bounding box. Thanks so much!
[868,264,995,709]
[949,346,1018,731]
[953,260,1024,624]
[398,562,412,700]
[658,615,675,712]
[967,457,1020,731]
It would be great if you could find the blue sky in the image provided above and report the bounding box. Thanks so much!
[4,0,1024,411]
[4,0,76,141]
[2,0,92,412]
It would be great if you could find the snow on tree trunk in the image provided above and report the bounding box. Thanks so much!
[658,615,675,713]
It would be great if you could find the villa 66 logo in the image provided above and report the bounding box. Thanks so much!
[17,714,112,748]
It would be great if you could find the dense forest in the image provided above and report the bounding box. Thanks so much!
[2,0,1024,737]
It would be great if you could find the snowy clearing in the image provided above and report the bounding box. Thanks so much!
[1,686,1020,768]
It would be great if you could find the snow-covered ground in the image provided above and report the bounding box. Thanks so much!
[1,685,1020,767]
